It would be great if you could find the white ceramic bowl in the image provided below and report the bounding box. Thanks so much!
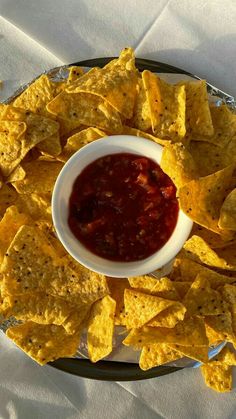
[52,135,193,277]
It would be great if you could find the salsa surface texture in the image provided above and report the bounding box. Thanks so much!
[68,153,179,261]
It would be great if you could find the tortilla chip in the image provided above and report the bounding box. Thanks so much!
[0,205,31,263]
[160,143,198,189]
[212,346,236,365]
[62,305,91,335]
[59,127,106,162]
[66,60,137,119]
[36,131,62,157]
[178,258,236,287]
[139,343,181,370]
[200,364,232,392]
[13,75,58,117]
[189,141,226,177]
[106,277,130,326]
[124,289,175,329]
[123,316,208,348]
[0,120,26,176]
[1,225,108,307]
[150,277,180,300]
[104,47,136,72]
[142,70,186,141]
[219,189,236,230]
[170,344,209,363]
[0,183,17,217]
[16,193,51,222]
[183,274,228,316]
[191,224,236,249]
[47,91,122,134]
[131,78,152,131]
[128,275,158,293]
[147,302,186,328]
[183,235,236,270]
[180,80,213,138]
[204,312,234,342]
[6,165,26,183]
[87,295,116,362]
[11,160,63,194]
[67,66,84,84]
[199,105,236,147]
[6,322,80,365]
[179,164,235,234]
[122,125,168,147]
[172,282,192,298]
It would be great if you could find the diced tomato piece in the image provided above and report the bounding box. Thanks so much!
[161,185,175,199]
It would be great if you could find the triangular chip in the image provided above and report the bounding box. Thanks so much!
[128,275,158,293]
[179,164,235,234]
[147,302,186,328]
[183,235,236,270]
[6,322,80,365]
[189,141,226,177]
[204,312,234,342]
[67,66,84,84]
[169,344,209,364]
[0,183,17,217]
[131,78,152,131]
[106,277,130,326]
[124,289,175,329]
[122,125,168,147]
[183,274,228,316]
[211,346,236,365]
[36,131,62,157]
[160,142,198,189]
[150,277,180,301]
[142,70,186,141]
[0,120,26,176]
[219,189,236,230]
[47,91,122,133]
[123,316,208,348]
[191,224,235,249]
[87,295,116,362]
[139,343,181,370]
[200,364,232,392]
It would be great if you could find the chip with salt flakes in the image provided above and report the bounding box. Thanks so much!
[160,142,198,189]
[183,274,228,317]
[124,289,175,329]
[123,316,208,348]
[180,80,213,139]
[6,322,80,365]
[59,127,106,162]
[183,235,236,270]
[179,164,235,234]
[0,120,27,176]
[131,78,152,131]
[87,295,116,363]
[200,364,232,393]
[47,90,122,134]
[219,188,236,231]
[139,343,181,370]
[147,302,186,328]
[204,312,234,343]
[142,70,186,141]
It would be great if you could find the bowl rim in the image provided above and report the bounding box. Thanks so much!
[52,135,193,277]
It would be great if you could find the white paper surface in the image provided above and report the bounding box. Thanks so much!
[0,1,236,418]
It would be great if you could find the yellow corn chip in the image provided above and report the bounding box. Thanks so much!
[147,302,186,328]
[6,165,26,183]
[139,343,181,370]
[122,125,168,147]
[198,105,236,147]
[65,63,137,119]
[204,312,234,342]
[13,75,58,117]
[0,205,31,263]
[170,344,209,363]
[36,131,62,157]
[128,275,158,293]
[160,143,198,189]
[142,70,186,141]
[191,224,236,249]
[104,47,136,72]
[87,295,116,363]
[67,66,84,84]
[0,183,17,217]
[150,277,180,301]
[189,141,226,177]
[106,277,130,326]
[11,160,63,194]
[183,274,228,316]
[124,289,175,329]
[200,364,232,392]
[179,164,235,234]
[212,346,236,365]
[6,322,80,365]
[0,120,26,176]
[123,316,208,348]
[131,78,152,131]
[16,193,51,222]
[219,189,236,230]
[180,80,213,138]
[172,282,192,298]
[47,91,122,134]
[62,305,91,335]
[183,235,236,270]
[59,127,106,162]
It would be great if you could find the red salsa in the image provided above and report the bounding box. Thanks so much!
[68,153,179,262]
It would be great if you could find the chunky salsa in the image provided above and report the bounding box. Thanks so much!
[68,153,179,262]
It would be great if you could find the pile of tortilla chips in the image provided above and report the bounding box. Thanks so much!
[0,48,236,393]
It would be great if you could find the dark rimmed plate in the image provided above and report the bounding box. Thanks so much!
[49,56,196,381]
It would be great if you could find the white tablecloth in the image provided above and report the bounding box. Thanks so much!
[0,1,236,418]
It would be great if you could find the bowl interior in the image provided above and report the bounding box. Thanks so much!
[52,135,192,277]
